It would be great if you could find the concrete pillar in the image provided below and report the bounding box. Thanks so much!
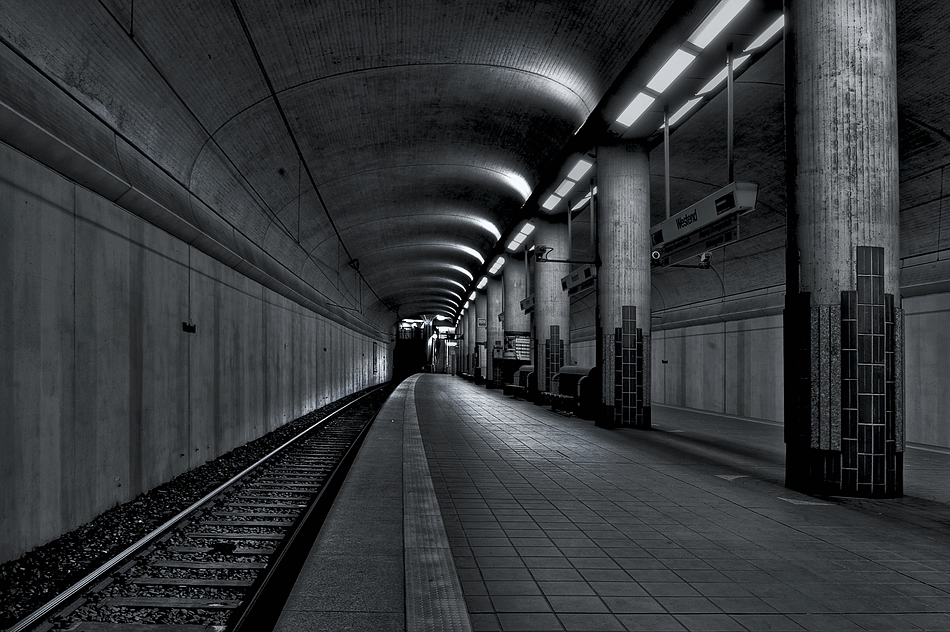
[533,218,571,396]
[501,261,532,385]
[467,309,476,376]
[475,291,487,383]
[486,277,504,387]
[597,141,652,428]
[784,0,902,496]
[455,319,464,375]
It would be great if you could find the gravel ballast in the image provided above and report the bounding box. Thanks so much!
[0,386,385,628]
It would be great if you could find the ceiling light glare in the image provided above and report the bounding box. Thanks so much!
[745,15,784,51]
[488,256,506,275]
[555,179,575,197]
[567,158,593,182]
[698,67,728,95]
[499,171,533,202]
[476,277,488,289]
[458,244,485,265]
[445,263,474,281]
[472,216,502,241]
[616,92,656,127]
[668,97,704,126]
[646,49,697,94]
[688,0,751,50]
[541,194,561,211]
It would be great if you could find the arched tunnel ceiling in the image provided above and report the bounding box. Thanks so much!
[0,0,948,325]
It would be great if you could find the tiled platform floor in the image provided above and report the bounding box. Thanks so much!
[416,374,950,632]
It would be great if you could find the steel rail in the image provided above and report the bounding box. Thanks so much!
[228,394,384,631]
[6,384,389,632]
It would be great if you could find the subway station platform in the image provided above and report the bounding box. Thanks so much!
[276,374,950,632]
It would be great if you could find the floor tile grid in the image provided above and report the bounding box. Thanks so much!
[415,376,950,632]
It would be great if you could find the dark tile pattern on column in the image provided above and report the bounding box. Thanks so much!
[843,246,901,495]
[545,325,563,395]
[613,306,646,428]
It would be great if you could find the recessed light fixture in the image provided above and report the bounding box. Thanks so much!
[688,0,751,50]
[616,92,656,128]
[646,49,697,94]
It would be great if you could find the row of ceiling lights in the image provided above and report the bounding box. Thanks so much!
[447,0,784,323]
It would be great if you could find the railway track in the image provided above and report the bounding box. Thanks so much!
[8,384,393,632]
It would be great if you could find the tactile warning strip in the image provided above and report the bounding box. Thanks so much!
[402,376,473,632]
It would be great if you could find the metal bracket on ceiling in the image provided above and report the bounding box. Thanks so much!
[348,258,359,271]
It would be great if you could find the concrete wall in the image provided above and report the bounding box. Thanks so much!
[0,143,391,562]
[650,315,784,423]
[650,295,950,451]
[904,291,950,448]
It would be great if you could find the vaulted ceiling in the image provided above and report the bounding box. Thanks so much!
[0,0,947,332]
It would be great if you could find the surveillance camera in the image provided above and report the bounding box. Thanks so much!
[699,252,711,268]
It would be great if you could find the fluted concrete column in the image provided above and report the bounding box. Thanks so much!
[486,277,504,387]
[475,291,487,383]
[470,309,477,375]
[456,318,465,375]
[533,218,570,396]
[785,0,902,496]
[597,141,652,428]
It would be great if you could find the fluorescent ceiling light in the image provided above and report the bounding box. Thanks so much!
[506,221,536,251]
[571,192,592,211]
[463,301,470,309]
[688,0,751,50]
[541,194,561,210]
[616,92,656,127]
[668,97,704,126]
[698,68,727,95]
[555,179,575,197]
[476,277,488,289]
[488,256,505,275]
[468,291,477,300]
[745,15,784,51]
[696,55,750,95]
[567,158,593,182]
[646,49,696,94]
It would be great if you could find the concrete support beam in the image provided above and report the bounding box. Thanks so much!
[597,142,652,428]
[784,0,902,496]
[486,277,504,387]
[533,218,571,396]
[475,292,487,383]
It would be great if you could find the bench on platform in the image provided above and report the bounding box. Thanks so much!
[550,366,599,419]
